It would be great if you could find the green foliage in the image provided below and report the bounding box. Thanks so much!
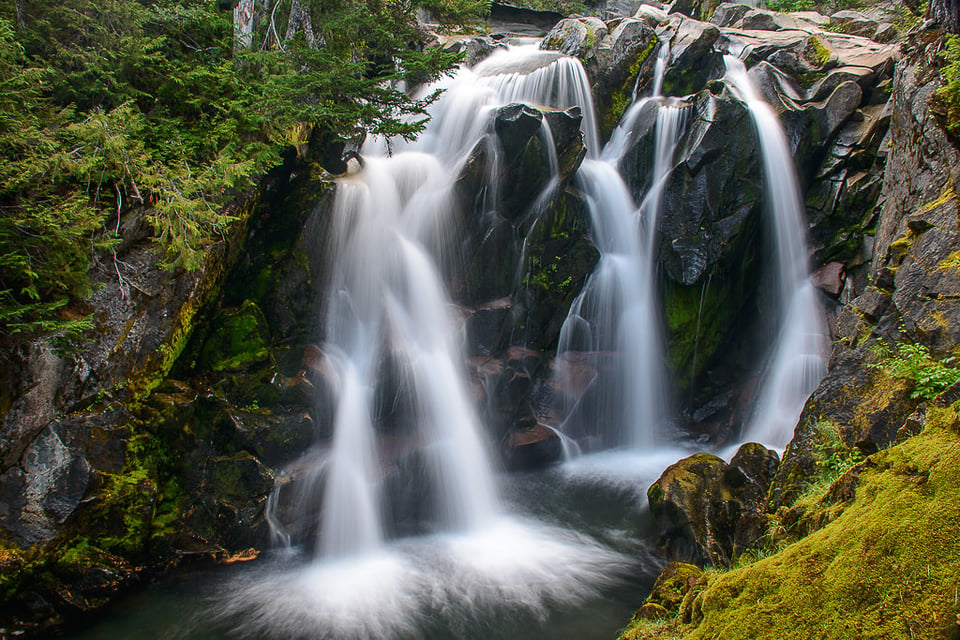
[811,418,864,479]
[870,340,960,400]
[935,34,960,135]
[765,0,816,12]
[0,0,484,345]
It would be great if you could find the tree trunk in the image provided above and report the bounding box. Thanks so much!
[234,0,257,50]
[930,0,960,34]
[285,0,321,47]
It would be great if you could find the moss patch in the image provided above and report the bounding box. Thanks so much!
[196,300,272,373]
[620,407,960,640]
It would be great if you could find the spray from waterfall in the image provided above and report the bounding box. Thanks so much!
[722,56,828,448]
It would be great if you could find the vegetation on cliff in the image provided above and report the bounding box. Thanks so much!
[0,0,484,349]
[620,402,960,640]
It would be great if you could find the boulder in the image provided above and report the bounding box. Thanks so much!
[634,3,669,27]
[708,3,753,28]
[502,422,565,470]
[0,424,91,545]
[829,10,879,39]
[647,444,778,565]
[541,17,608,59]
[667,0,711,21]
[659,18,722,97]
[442,36,506,67]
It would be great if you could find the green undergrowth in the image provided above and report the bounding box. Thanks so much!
[870,340,960,400]
[935,34,960,135]
[620,405,960,640]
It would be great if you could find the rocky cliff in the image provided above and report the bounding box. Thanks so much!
[623,6,960,640]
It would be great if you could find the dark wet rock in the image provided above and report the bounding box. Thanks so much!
[659,18,722,97]
[510,188,599,351]
[465,299,512,357]
[667,0,711,21]
[647,444,778,566]
[184,451,274,551]
[595,19,659,137]
[618,89,764,409]
[502,422,564,470]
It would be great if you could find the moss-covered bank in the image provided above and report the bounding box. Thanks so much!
[620,404,960,640]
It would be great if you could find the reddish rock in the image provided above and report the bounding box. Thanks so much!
[502,422,564,471]
[812,261,846,296]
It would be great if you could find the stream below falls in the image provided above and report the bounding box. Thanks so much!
[60,451,687,640]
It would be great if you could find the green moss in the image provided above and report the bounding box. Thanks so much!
[623,411,960,640]
[663,276,730,393]
[806,36,832,68]
[599,36,657,138]
[196,300,272,373]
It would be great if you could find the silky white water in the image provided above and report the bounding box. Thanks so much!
[246,44,650,640]
[556,51,683,450]
[723,56,828,448]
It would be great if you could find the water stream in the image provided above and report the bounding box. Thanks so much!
[723,56,828,448]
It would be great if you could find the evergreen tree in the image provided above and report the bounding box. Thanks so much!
[0,0,487,348]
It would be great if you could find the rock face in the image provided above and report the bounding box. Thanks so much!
[0,160,323,632]
[769,36,960,513]
[647,443,779,566]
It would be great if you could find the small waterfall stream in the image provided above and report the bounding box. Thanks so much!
[723,57,828,448]
[555,41,683,451]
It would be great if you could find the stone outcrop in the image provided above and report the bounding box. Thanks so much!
[647,443,779,566]
[0,158,324,632]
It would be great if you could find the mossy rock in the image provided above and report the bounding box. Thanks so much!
[644,561,706,612]
[196,300,272,373]
[658,409,960,640]
[648,450,773,566]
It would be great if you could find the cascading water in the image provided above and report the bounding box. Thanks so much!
[309,149,501,556]
[213,44,648,640]
[723,56,828,448]
[555,40,683,451]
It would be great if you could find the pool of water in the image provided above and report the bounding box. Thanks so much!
[61,451,681,640]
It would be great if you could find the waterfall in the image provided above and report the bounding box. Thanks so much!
[555,97,684,451]
[229,44,641,639]
[280,43,630,556]
[723,56,828,448]
[554,34,682,452]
